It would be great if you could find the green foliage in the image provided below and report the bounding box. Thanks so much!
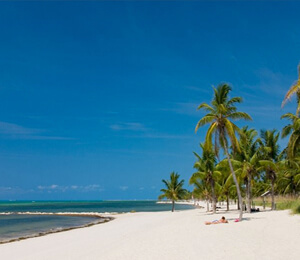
[282,63,300,115]
[281,112,300,158]
[195,84,252,155]
[159,172,187,202]
[190,144,221,212]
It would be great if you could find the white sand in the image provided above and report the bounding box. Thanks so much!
[1,206,300,260]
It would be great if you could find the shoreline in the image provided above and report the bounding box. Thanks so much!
[1,206,300,259]
[0,212,114,245]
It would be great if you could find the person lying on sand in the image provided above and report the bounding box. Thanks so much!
[205,216,228,225]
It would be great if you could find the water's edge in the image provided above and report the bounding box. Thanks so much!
[0,213,114,245]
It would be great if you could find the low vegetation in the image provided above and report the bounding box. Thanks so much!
[254,196,300,214]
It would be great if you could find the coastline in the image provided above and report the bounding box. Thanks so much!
[0,212,114,245]
[1,205,300,260]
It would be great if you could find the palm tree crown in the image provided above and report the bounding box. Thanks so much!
[282,63,300,115]
[260,129,280,161]
[259,129,280,210]
[195,84,252,155]
[281,112,300,158]
[159,172,187,212]
[190,144,221,213]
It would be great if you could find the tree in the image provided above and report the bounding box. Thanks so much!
[282,63,300,115]
[277,158,300,197]
[190,144,221,213]
[281,112,300,158]
[189,178,211,212]
[259,129,280,210]
[195,84,252,220]
[232,127,261,213]
[158,172,187,212]
[217,166,235,211]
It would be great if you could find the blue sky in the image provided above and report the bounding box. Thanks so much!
[0,1,299,200]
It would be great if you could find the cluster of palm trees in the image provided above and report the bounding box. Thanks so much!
[190,65,300,220]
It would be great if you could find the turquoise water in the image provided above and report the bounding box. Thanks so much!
[0,201,194,243]
[0,200,194,213]
[0,214,101,243]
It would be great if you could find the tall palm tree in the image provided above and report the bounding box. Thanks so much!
[232,127,260,213]
[281,112,300,158]
[190,144,221,213]
[195,84,252,220]
[158,172,187,212]
[282,64,300,115]
[259,129,280,210]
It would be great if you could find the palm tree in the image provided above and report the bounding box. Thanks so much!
[277,158,300,197]
[217,167,235,211]
[190,178,211,212]
[190,144,221,213]
[158,172,187,212]
[232,127,261,213]
[195,83,252,220]
[282,63,300,115]
[281,112,300,158]
[259,129,280,210]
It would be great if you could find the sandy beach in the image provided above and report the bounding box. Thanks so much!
[0,206,299,260]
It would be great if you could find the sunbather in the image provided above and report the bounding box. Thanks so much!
[205,216,228,225]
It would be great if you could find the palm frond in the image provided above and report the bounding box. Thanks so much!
[227,96,243,105]
[282,83,300,107]
[197,103,215,112]
[204,122,217,151]
[195,115,215,132]
[228,112,252,121]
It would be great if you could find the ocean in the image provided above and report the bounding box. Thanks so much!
[0,200,194,243]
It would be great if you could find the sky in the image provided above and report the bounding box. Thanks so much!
[0,1,299,200]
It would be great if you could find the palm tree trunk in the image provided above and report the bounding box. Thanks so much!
[210,178,216,214]
[271,179,275,210]
[247,172,252,213]
[223,138,243,221]
[226,194,229,211]
[172,200,175,212]
[206,200,209,212]
[245,179,249,213]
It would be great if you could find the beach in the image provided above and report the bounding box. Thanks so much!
[0,206,299,260]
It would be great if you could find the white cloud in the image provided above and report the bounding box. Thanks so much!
[110,122,147,131]
[82,184,104,192]
[0,121,72,140]
[135,133,191,139]
[243,68,292,98]
[0,186,33,194]
[37,184,104,193]
[120,186,129,191]
[160,102,199,117]
[0,121,41,135]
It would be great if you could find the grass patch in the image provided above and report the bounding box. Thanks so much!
[253,196,300,214]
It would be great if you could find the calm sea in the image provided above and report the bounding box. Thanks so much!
[0,200,194,243]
